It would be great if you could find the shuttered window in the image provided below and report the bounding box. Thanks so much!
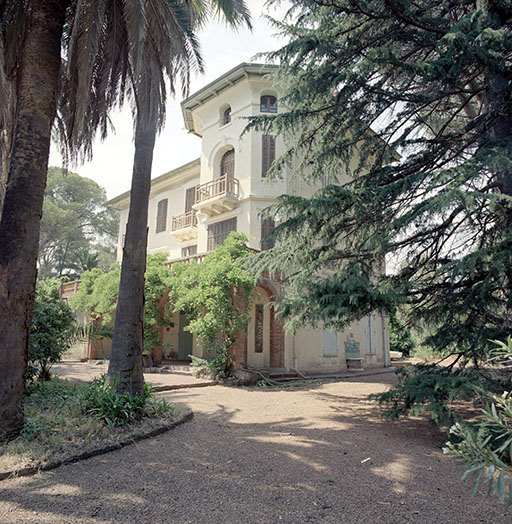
[260,95,277,113]
[185,186,196,212]
[156,199,168,233]
[262,135,276,178]
[207,217,237,251]
[261,217,275,250]
[220,149,235,178]
[181,245,197,258]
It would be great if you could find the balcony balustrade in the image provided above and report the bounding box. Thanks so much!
[171,210,198,242]
[171,210,197,231]
[193,175,240,216]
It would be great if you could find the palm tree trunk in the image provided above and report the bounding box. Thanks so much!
[0,0,67,441]
[107,117,157,395]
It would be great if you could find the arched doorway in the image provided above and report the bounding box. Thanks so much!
[244,283,285,369]
[247,287,271,368]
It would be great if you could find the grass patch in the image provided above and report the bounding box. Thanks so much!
[0,378,190,475]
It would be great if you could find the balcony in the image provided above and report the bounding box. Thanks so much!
[171,210,198,242]
[165,252,207,269]
[193,175,240,216]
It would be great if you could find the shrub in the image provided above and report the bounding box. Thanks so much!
[190,349,232,379]
[29,280,75,381]
[70,255,174,361]
[80,375,171,426]
[389,311,416,356]
[370,364,483,427]
[444,339,512,509]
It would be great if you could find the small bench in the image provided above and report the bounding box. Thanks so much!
[346,357,364,369]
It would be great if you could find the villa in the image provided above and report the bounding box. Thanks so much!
[63,62,390,374]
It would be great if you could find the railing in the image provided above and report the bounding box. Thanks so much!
[166,253,207,268]
[195,175,239,204]
[171,211,197,231]
[166,245,259,268]
[59,279,81,299]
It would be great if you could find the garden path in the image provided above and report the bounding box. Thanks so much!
[0,374,506,523]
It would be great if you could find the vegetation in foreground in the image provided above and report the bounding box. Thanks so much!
[0,378,187,475]
[372,339,512,508]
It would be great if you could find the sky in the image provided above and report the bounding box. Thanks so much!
[48,1,289,200]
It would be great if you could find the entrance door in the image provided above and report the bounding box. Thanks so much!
[178,312,193,361]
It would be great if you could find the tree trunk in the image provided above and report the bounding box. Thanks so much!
[0,0,67,441]
[107,117,157,395]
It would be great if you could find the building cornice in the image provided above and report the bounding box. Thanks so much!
[181,62,279,135]
[107,158,200,209]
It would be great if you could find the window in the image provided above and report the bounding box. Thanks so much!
[323,329,338,357]
[220,149,235,178]
[221,107,231,126]
[254,304,264,353]
[156,199,168,233]
[207,217,237,251]
[262,134,276,177]
[260,95,277,113]
[261,217,275,250]
[181,245,197,258]
[185,186,196,212]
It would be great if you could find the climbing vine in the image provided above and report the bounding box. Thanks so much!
[71,254,174,354]
[166,233,256,375]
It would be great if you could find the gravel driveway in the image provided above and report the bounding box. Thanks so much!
[0,374,507,524]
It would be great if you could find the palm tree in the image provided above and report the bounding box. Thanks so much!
[103,1,252,395]
[58,0,252,395]
[0,0,70,441]
[0,0,251,439]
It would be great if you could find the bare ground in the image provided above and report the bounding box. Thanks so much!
[0,373,506,524]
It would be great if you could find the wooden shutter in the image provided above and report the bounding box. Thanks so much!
[262,135,276,177]
[220,149,235,178]
[156,199,168,233]
[185,187,196,212]
[207,217,237,251]
[261,217,275,250]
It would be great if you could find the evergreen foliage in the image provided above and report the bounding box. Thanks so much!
[370,364,483,427]
[166,233,256,377]
[71,254,174,355]
[389,311,417,356]
[248,0,512,359]
[444,338,512,509]
[38,168,118,279]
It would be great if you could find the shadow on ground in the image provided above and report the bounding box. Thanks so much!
[0,374,504,524]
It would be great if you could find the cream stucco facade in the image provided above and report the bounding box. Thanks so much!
[108,63,390,374]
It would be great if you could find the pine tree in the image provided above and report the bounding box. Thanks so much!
[249,0,512,360]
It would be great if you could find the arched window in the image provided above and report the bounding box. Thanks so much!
[260,95,277,113]
[220,149,235,178]
[221,106,231,126]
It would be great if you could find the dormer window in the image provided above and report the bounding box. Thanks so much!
[260,95,277,113]
[222,106,231,126]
